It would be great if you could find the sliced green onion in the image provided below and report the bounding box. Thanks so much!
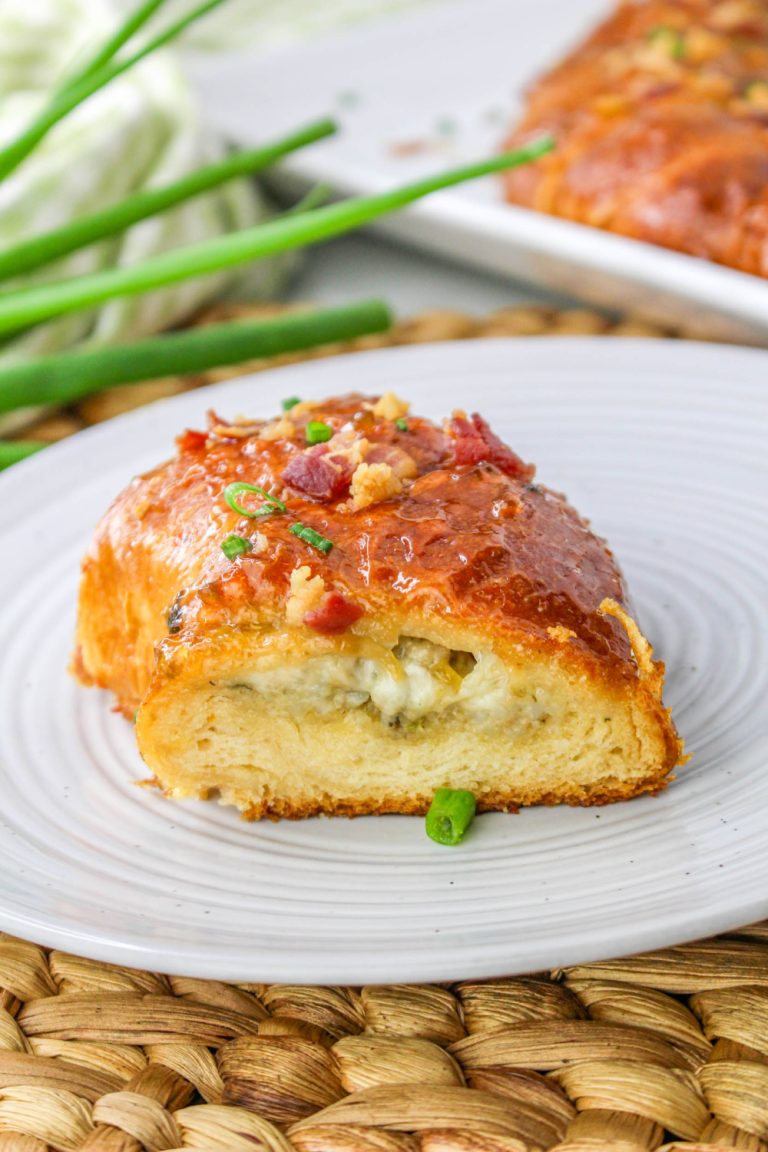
[0,137,554,334]
[282,396,302,411]
[0,119,337,281]
[395,417,409,432]
[425,788,477,846]
[221,534,253,560]
[289,522,334,555]
[224,482,287,519]
[646,25,686,58]
[0,440,46,470]
[306,420,333,445]
[0,300,390,416]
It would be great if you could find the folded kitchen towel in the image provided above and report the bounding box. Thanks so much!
[0,0,277,375]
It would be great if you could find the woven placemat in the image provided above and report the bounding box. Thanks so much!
[7,303,768,1152]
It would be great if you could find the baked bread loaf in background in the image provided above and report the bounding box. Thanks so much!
[74,392,683,819]
[502,0,768,276]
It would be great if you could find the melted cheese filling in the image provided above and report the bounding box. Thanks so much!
[234,637,551,727]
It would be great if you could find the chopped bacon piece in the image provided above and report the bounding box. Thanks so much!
[366,442,418,479]
[177,429,208,453]
[283,450,351,501]
[451,413,535,481]
[327,453,356,487]
[303,591,364,635]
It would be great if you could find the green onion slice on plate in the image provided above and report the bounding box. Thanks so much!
[426,788,477,846]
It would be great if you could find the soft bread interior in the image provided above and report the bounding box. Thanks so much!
[137,634,675,818]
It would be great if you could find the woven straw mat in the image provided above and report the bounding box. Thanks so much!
[7,303,768,1152]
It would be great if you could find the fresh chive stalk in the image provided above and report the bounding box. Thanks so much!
[0,300,390,415]
[0,119,336,281]
[55,0,168,94]
[425,788,477,846]
[0,440,46,470]
[0,137,554,335]
[0,0,230,184]
[285,183,332,216]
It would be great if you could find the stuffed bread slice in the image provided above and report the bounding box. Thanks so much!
[74,391,683,819]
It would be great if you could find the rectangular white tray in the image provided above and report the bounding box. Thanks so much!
[186,0,768,343]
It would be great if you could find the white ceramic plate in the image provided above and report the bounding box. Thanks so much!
[0,339,766,982]
[186,0,768,344]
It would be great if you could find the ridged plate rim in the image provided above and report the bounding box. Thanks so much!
[0,337,766,982]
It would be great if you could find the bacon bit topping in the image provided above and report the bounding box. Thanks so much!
[303,590,364,635]
[286,565,326,626]
[372,391,410,421]
[349,461,403,511]
[177,429,208,453]
[366,442,418,480]
[282,451,352,502]
[450,413,535,481]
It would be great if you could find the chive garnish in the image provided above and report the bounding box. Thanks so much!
[0,440,45,469]
[289,522,334,555]
[0,303,390,417]
[221,534,253,560]
[395,417,409,432]
[282,396,302,411]
[646,25,686,58]
[223,482,287,519]
[0,138,554,338]
[425,788,477,846]
[306,420,333,445]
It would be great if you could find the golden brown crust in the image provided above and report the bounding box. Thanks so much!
[75,393,637,715]
[200,775,671,822]
[502,0,768,276]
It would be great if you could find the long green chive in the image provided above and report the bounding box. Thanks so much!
[0,440,46,469]
[221,534,253,560]
[425,788,477,846]
[224,482,286,519]
[0,0,230,184]
[395,417,409,432]
[0,300,390,416]
[282,396,302,411]
[54,0,168,94]
[306,420,333,445]
[0,120,336,281]
[289,522,333,555]
[0,137,554,335]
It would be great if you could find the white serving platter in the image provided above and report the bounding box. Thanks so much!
[0,338,766,981]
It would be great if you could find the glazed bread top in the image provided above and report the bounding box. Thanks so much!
[76,393,637,709]
[502,0,768,275]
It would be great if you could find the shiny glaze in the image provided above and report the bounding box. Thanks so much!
[503,0,768,276]
[79,393,634,711]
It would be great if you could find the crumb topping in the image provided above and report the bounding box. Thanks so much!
[286,566,326,626]
[349,461,404,511]
[261,416,296,442]
[372,391,410,421]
